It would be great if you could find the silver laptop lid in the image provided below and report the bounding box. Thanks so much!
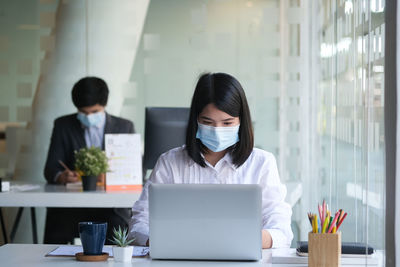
[149,184,262,260]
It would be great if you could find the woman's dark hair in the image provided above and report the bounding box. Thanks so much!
[186,72,254,168]
[71,77,109,108]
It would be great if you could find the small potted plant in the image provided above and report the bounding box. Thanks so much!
[74,146,109,191]
[110,226,135,262]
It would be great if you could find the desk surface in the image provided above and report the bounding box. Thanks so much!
[0,244,296,267]
[0,182,301,209]
[0,183,141,208]
[0,244,383,267]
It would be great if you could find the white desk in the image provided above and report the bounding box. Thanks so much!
[0,183,141,208]
[0,183,141,243]
[0,181,299,244]
[0,182,300,208]
[0,244,383,267]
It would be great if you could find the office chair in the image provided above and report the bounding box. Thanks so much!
[143,107,190,179]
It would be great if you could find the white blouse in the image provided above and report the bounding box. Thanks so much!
[130,146,293,248]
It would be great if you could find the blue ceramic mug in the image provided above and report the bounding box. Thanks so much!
[78,222,107,255]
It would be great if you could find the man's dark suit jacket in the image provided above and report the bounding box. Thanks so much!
[43,112,135,244]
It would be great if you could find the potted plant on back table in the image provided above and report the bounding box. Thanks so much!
[74,146,109,191]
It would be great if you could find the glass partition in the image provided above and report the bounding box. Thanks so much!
[0,1,386,257]
[310,0,385,253]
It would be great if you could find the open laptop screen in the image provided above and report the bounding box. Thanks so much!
[149,184,262,260]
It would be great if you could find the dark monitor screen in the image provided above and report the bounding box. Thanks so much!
[143,107,190,170]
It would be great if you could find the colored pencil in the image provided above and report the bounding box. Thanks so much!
[322,216,329,233]
[322,200,326,230]
[318,204,323,225]
[313,214,318,233]
[327,211,340,233]
[336,212,348,230]
[308,202,347,234]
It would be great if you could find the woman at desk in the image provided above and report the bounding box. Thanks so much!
[130,73,293,248]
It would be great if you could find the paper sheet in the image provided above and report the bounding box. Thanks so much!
[46,245,149,257]
[10,184,41,192]
[105,134,142,190]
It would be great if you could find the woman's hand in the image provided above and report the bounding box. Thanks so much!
[262,229,273,249]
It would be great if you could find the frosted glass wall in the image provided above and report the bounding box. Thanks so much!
[0,0,149,244]
[0,0,60,245]
[310,0,385,254]
[123,2,312,245]
[0,0,386,254]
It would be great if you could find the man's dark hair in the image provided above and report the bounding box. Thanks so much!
[186,72,254,168]
[71,77,109,108]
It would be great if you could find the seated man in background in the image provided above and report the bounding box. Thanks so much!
[43,76,135,244]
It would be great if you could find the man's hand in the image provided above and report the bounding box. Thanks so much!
[57,170,79,184]
[97,173,105,183]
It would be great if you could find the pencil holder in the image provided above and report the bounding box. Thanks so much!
[308,232,341,267]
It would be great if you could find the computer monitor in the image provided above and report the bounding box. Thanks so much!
[143,107,190,171]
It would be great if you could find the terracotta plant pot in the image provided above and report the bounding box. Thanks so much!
[112,246,133,262]
[82,176,97,191]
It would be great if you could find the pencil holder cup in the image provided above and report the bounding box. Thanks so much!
[308,232,341,267]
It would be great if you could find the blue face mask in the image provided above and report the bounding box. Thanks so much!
[196,123,240,152]
[77,111,104,128]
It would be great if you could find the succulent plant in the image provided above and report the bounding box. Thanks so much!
[109,226,135,247]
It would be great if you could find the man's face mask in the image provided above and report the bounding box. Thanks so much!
[77,111,104,128]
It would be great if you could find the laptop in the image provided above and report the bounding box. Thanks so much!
[149,183,262,260]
